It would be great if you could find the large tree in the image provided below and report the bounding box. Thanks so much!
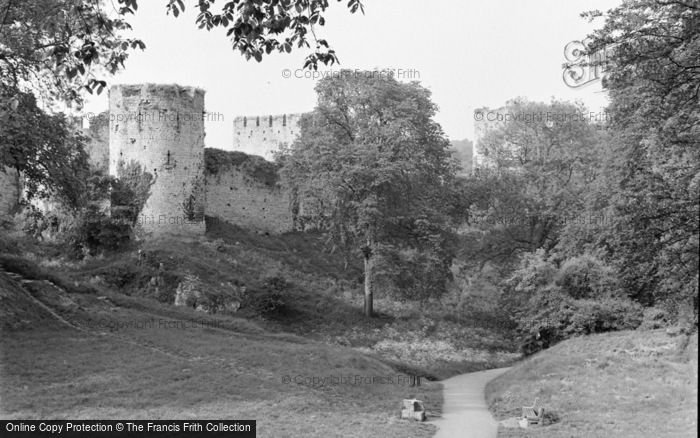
[281,70,457,317]
[581,0,699,317]
[463,98,603,265]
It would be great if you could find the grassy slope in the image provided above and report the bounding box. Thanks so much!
[0,271,440,437]
[485,330,698,438]
[0,219,517,378]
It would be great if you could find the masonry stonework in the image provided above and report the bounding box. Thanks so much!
[0,166,20,218]
[109,84,206,236]
[85,111,110,172]
[232,113,303,160]
[204,149,293,233]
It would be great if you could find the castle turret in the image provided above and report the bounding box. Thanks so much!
[109,84,206,236]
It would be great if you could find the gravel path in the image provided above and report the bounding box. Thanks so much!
[433,367,511,438]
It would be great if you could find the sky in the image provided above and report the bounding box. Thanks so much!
[82,0,621,150]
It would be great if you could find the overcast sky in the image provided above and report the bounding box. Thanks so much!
[83,0,620,150]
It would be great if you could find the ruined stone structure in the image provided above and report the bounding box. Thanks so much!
[204,149,293,233]
[0,166,20,218]
[3,84,304,235]
[85,111,110,173]
[232,113,303,161]
[109,84,207,236]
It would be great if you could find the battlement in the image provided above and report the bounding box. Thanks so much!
[233,113,306,160]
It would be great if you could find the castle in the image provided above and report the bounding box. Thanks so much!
[1,84,295,236]
[0,83,480,235]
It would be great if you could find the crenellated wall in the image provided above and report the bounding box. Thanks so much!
[6,84,304,236]
[232,113,303,160]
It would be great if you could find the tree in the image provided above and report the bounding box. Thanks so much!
[463,98,603,264]
[581,0,699,319]
[0,92,91,208]
[1,0,363,209]
[1,0,364,106]
[281,70,457,316]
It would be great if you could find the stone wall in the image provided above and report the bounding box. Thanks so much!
[204,148,293,233]
[0,166,19,217]
[109,84,206,236]
[85,111,110,172]
[232,113,304,161]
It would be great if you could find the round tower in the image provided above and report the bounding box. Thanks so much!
[109,84,206,236]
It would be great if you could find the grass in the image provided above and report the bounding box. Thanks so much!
[2,219,519,379]
[0,270,441,437]
[485,329,698,438]
[0,220,521,436]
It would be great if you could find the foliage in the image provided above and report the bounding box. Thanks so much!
[164,0,365,70]
[504,250,643,353]
[0,92,92,208]
[242,275,290,317]
[1,0,361,106]
[0,0,143,103]
[280,70,457,315]
[204,148,280,186]
[457,98,604,268]
[112,160,155,226]
[578,0,699,320]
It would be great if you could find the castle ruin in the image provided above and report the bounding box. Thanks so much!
[0,83,295,236]
[232,113,302,161]
[0,84,486,233]
[109,84,207,235]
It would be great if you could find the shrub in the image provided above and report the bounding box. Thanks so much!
[506,251,644,354]
[242,276,290,317]
[554,254,619,299]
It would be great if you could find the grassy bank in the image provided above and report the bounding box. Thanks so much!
[0,271,440,437]
[1,221,519,380]
[485,329,698,437]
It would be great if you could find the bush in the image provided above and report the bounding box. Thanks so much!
[554,254,619,299]
[242,276,290,317]
[517,290,643,355]
[506,251,644,354]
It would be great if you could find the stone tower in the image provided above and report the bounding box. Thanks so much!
[109,84,206,236]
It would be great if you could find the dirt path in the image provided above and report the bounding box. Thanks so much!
[433,367,510,438]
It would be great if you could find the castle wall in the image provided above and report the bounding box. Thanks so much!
[85,111,110,172]
[204,148,293,233]
[109,84,206,236]
[232,113,303,161]
[0,166,19,217]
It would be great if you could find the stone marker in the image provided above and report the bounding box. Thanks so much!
[401,398,426,421]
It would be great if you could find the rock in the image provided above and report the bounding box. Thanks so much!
[174,273,203,308]
[400,399,426,421]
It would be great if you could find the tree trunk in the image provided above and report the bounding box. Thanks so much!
[363,254,373,317]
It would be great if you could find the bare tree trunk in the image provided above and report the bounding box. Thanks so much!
[363,253,373,317]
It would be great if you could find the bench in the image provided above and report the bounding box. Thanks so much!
[521,398,544,425]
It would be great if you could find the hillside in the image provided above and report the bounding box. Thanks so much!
[0,269,440,437]
[0,220,518,435]
[485,330,698,437]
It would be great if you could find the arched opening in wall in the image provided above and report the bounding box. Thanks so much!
[256,116,260,127]
[283,114,287,126]
[243,117,247,127]
[269,115,273,127]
